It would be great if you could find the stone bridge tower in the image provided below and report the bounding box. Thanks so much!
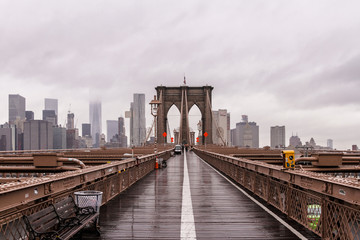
[155,85,213,145]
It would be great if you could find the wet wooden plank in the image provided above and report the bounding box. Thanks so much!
[83,151,320,239]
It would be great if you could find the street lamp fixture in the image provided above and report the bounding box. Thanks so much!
[149,96,161,167]
[150,95,161,117]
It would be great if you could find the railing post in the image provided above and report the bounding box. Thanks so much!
[286,183,291,216]
[266,176,271,204]
[321,197,327,239]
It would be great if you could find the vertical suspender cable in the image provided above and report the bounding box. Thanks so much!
[185,88,191,145]
[206,91,227,146]
[179,88,184,144]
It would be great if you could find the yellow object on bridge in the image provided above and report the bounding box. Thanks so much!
[282,150,295,169]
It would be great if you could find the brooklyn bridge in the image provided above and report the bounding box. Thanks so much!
[0,86,359,240]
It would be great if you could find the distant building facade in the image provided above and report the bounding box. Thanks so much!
[118,117,127,147]
[230,128,237,146]
[82,123,91,137]
[304,137,332,150]
[25,111,34,121]
[306,137,317,148]
[9,94,26,125]
[43,110,57,126]
[66,129,75,149]
[90,101,102,147]
[0,124,15,151]
[0,135,5,151]
[270,126,285,148]
[24,120,53,150]
[289,134,302,147]
[64,112,79,149]
[79,136,93,148]
[232,115,259,148]
[106,120,118,142]
[327,139,333,149]
[130,94,146,147]
[227,113,231,145]
[45,98,58,116]
[66,113,75,129]
[53,126,66,149]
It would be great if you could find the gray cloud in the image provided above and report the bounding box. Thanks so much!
[0,0,360,149]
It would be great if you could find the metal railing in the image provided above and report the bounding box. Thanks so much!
[0,149,172,240]
[194,148,360,240]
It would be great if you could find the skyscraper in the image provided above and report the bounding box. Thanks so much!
[118,117,125,136]
[9,94,25,124]
[327,139,333,149]
[118,117,127,147]
[90,101,102,147]
[0,124,15,151]
[66,128,78,149]
[230,128,237,146]
[66,113,74,129]
[233,115,259,148]
[25,111,34,121]
[106,120,118,142]
[130,94,146,147]
[227,113,231,146]
[45,98,58,116]
[270,126,285,148]
[53,126,66,149]
[289,134,302,147]
[23,120,53,150]
[9,94,26,150]
[82,123,91,137]
[43,110,57,126]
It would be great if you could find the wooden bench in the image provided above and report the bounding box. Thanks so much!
[24,196,100,240]
[23,205,61,240]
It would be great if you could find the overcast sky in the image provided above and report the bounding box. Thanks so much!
[1,0,359,149]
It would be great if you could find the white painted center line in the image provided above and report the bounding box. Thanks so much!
[200,158,308,240]
[181,153,197,240]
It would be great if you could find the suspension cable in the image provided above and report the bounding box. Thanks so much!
[206,91,227,146]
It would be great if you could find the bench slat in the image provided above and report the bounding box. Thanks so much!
[31,211,59,231]
[37,218,59,233]
[26,206,54,222]
[24,196,100,239]
[59,213,99,240]
[54,200,78,220]
[56,205,77,218]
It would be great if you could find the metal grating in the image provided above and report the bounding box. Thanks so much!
[0,154,158,240]
[324,200,360,240]
[268,179,288,213]
[289,188,322,235]
[254,174,268,199]
[193,148,360,239]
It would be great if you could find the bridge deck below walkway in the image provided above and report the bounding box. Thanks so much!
[84,151,320,239]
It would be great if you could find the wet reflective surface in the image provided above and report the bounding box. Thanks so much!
[84,151,320,239]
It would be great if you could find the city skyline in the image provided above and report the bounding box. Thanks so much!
[0,91,352,149]
[1,1,359,149]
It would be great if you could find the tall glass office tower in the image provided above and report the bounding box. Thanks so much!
[130,94,146,147]
[90,101,102,147]
[9,94,25,124]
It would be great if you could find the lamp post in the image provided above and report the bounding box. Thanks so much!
[197,120,202,145]
[149,95,161,155]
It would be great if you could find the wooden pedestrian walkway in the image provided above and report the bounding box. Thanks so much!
[83,151,320,239]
